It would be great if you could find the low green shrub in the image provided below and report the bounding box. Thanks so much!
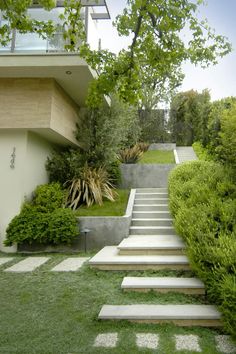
[5,184,78,246]
[169,161,236,336]
[33,182,66,212]
[192,141,213,161]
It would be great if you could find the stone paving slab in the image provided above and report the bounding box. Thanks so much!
[4,257,49,272]
[0,258,14,266]
[175,334,201,352]
[98,304,221,321]
[93,333,118,348]
[51,257,89,272]
[118,235,185,250]
[89,246,189,266]
[136,333,159,349]
[121,277,205,289]
[215,335,236,353]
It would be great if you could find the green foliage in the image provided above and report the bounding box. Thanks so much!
[118,145,143,164]
[47,208,78,245]
[5,184,78,246]
[0,1,232,107]
[139,109,170,143]
[169,89,211,145]
[65,165,116,209]
[169,161,236,335]
[45,149,83,184]
[216,102,236,168]
[207,97,236,155]
[76,98,140,167]
[33,182,66,212]
[192,141,213,161]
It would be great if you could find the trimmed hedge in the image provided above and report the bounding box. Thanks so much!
[169,161,236,337]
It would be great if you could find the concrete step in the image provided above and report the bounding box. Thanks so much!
[118,235,185,255]
[98,304,222,327]
[133,205,169,211]
[136,188,168,193]
[135,199,169,205]
[135,194,169,200]
[129,226,176,235]
[132,211,172,219]
[88,246,189,270]
[131,218,173,227]
[121,277,205,294]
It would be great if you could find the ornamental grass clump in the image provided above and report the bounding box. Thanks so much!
[118,144,143,164]
[65,165,116,209]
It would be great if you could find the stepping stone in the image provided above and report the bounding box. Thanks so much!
[175,334,201,352]
[118,235,185,255]
[51,257,89,272]
[89,246,189,271]
[121,277,205,294]
[215,335,236,353]
[136,333,159,349]
[98,304,222,327]
[93,333,118,348]
[0,258,14,266]
[4,257,49,272]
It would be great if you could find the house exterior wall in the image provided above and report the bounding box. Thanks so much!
[0,78,80,145]
[0,130,53,252]
[50,80,79,145]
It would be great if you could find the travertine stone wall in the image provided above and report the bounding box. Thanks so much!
[0,78,79,145]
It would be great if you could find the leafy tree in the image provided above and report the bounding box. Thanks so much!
[0,0,232,107]
[169,89,211,145]
[76,97,140,167]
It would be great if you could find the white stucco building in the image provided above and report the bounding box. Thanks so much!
[0,0,110,252]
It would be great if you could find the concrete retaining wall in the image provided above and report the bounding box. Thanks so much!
[148,143,176,151]
[18,189,136,253]
[76,189,135,251]
[120,164,175,188]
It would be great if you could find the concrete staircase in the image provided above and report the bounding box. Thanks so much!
[175,146,198,163]
[89,187,222,327]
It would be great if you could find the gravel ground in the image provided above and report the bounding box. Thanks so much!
[93,333,118,348]
[175,334,201,352]
[136,333,159,349]
[215,335,236,354]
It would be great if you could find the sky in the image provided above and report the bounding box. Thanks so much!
[97,0,236,102]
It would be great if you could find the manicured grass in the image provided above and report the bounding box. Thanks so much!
[0,256,227,354]
[76,189,129,216]
[139,150,175,164]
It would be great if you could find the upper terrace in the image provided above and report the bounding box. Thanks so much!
[0,1,111,107]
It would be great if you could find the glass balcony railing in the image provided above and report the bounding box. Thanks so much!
[0,31,67,53]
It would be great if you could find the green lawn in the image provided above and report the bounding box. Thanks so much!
[76,189,129,216]
[139,150,175,164]
[0,255,228,354]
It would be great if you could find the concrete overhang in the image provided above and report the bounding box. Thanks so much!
[0,53,103,107]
